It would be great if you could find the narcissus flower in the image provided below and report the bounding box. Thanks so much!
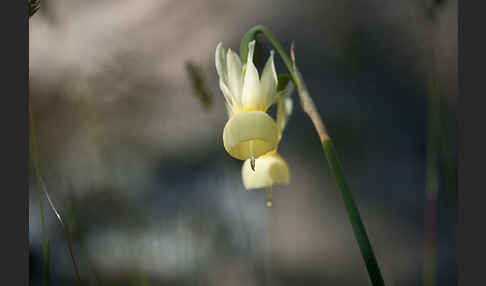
[215,40,279,168]
[241,82,294,206]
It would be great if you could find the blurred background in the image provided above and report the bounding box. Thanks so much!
[28,0,457,285]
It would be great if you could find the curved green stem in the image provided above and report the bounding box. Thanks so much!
[240,25,385,286]
[240,26,296,83]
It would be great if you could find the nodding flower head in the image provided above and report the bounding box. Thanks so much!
[215,40,279,163]
[241,81,294,206]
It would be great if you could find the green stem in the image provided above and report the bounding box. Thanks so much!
[29,94,50,286]
[240,25,385,286]
[323,141,385,286]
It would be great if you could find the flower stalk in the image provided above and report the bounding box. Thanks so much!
[240,25,385,286]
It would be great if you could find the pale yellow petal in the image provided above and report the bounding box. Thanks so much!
[219,79,234,110]
[284,96,293,117]
[241,41,262,110]
[242,152,290,190]
[259,50,278,110]
[276,82,294,138]
[226,49,243,104]
[215,43,227,83]
[223,111,278,160]
[225,102,233,118]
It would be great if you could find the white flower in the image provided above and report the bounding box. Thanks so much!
[215,41,279,163]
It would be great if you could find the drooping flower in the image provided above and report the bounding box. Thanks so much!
[241,81,294,206]
[215,40,279,168]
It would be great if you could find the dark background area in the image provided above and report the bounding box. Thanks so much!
[29,0,457,285]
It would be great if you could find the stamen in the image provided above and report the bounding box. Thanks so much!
[249,140,255,171]
[265,186,273,207]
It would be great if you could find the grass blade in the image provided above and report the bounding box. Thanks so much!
[29,95,50,286]
[40,178,82,283]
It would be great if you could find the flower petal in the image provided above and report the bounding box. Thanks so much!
[259,50,278,110]
[225,102,233,118]
[226,49,243,104]
[215,42,227,83]
[219,79,234,110]
[276,81,294,139]
[284,96,293,118]
[241,152,290,190]
[241,41,261,110]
